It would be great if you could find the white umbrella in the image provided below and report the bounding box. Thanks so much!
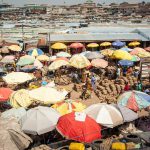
[56,52,71,58]
[20,106,60,135]
[29,87,68,104]
[3,72,34,84]
[84,103,123,128]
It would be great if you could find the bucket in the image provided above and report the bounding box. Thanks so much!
[69,143,85,150]
[111,142,126,150]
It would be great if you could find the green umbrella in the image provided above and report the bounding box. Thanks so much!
[17,55,35,66]
[131,55,140,62]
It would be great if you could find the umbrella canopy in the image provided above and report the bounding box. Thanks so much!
[20,106,60,135]
[85,51,104,59]
[37,55,49,62]
[56,112,101,143]
[26,47,37,51]
[56,52,71,58]
[0,88,13,102]
[29,87,68,104]
[118,91,150,112]
[128,41,140,47]
[51,43,67,50]
[113,104,138,122]
[3,72,33,85]
[84,103,123,128]
[70,54,91,69]
[112,50,132,60]
[144,47,150,52]
[91,59,108,68]
[70,43,84,49]
[49,56,57,61]
[121,47,133,52]
[1,57,15,64]
[3,55,15,60]
[80,51,91,56]
[1,107,26,120]
[130,47,145,55]
[112,41,125,48]
[87,43,99,48]
[20,65,37,72]
[101,49,114,57]
[131,55,140,62]
[8,45,22,52]
[100,42,111,47]
[0,46,9,54]
[118,60,134,66]
[10,89,35,108]
[137,51,150,58]
[48,59,69,70]
[17,55,35,66]
[28,48,44,57]
[52,99,86,115]
[34,59,43,69]
[54,57,69,62]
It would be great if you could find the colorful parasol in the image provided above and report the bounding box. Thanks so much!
[91,59,108,68]
[70,43,84,49]
[28,48,44,57]
[0,88,13,102]
[128,41,140,47]
[100,42,111,47]
[51,43,67,50]
[8,45,22,52]
[87,43,99,48]
[112,50,132,60]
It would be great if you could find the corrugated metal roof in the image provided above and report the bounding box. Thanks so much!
[50,33,148,42]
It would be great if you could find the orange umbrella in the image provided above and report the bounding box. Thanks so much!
[91,59,108,68]
[0,88,13,102]
[130,47,145,55]
[70,43,84,49]
[54,57,69,62]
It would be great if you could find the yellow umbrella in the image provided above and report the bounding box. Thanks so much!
[112,50,132,60]
[87,43,99,48]
[101,49,114,57]
[48,59,69,70]
[70,54,91,69]
[128,41,140,47]
[52,99,86,115]
[51,42,67,50]
[8,45,22,52]
[37,55,49,62]
[100,42,111,47]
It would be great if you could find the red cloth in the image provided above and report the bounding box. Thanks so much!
[57,112,101,143]
[124,84,130,91]
[0,88,13,102]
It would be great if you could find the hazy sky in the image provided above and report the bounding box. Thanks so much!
[2,0,150,6]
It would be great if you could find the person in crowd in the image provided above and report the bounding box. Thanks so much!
[124,82,130,91]
[123,67,127,76]
[91,74,96,91]
[134,69,139,79]
[127,67,133,76]
[116,65,121,78]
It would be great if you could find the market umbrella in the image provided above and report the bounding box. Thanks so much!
[8,45,22,52]
[70,54,91,69]
[112,50,132,60]
[112,41,125,48]
[137,51,150,58]
[101,49,114,57]
[91,59,108,68]
[128,41,140,47]
[20,65,37,72]
[37,55,49,62]
[144,47,150,52]
[10,89,35,108]
[20,106,60,135]
[84,103,123,128]
[51,43,67,50]
[17,55,35,66]
[131,55,140,62]
[49,56,57,61]
[80,51,91,56]
[29,87,68,104]
[70,43,84,49]
[3,72,34,85]
[52,99,86,115]
[1,107,26,120]
[100,42,111,47]
[54,57,69,62]
[121,47,133,52]
[118,91,150,112]
[0,46,9,54]
[26,47,37,51]
[34,59,43,69]
[0,88,13,102]
[1,58,15,64]
[118,60,134,66]
[28,48,44,57]
[130,47,145,55]
[85,51,104,59]
[3,55,15,60]
[113,104,138,122]
[56,52,71,58]
[87,43,99,48]
[56,112,101,143]
[48,59,69,70]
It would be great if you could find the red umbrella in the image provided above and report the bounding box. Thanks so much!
[70,43,84,49]
[56,112,101,143]
[0,88,13,102]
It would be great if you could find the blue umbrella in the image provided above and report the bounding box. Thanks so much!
[28,48,44,56]
[118,60,134,66]
[121,47,133,52]
[112,41,125,48]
